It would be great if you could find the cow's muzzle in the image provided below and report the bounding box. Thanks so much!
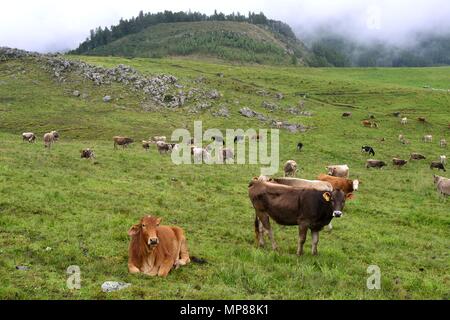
[333,211,343,218]
[148,238,159,246]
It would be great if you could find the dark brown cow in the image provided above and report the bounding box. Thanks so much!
[430,161,446,171]
[410,153,426,160]
[392,158,408,168]
[366,159,387,169]
[127,215,190,277]
[342,112,352,117]
[80,148,95,159]
[248,180,352,255]
[113,136,134,149]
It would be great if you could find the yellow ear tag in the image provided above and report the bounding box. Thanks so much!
[323,192,331,202]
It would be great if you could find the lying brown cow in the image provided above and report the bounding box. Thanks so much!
[248,180,352,255]
[392,158,408,168]
[127,215,190,277]
[113,136,134,149]
[366,159,386,169]
[410,153,426,160]
[317,174,359,194]
[80,148,95,159]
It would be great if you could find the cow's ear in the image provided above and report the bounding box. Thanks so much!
[346,193,354,200]
[322,192,331,202]
[127,224,140,236]
[156,218,162,226]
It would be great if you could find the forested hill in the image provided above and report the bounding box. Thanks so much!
[70,10,312,65]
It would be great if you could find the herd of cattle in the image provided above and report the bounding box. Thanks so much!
[19,118,448,276]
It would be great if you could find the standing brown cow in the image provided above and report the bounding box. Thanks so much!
[113,136,134,149]
[127,215,190,277]
[248,180,352,255]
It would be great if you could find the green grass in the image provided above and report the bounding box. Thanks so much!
[0,56,449,299]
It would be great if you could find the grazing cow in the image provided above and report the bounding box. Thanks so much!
[433,175,450,196]
[418,117,426,123]
[80,148,95,159]
[440,139,447,148]
[170,143,179,152]
[297,142,303,151]
[22,132,36,143]
[423,135,433,143]
[271,177,333,191]
[234,135,244,143]
[43,131,59,148]
[342,112,352,117]
[410,153,426,160]
[317,174,359,194]
[113,136,133,149]
[221,147,234,162]
[366,159,387,169]
[152,136,166,142]
[440,155,447,165]
[326,165,349,178]
[251,134,263,141]
[392,158,408,168]
[275,121,283,129]
[362,120,372,127]
[191,146,210,163]
[361,145,375,156]
[284,160,298,177]
[392,111,401,117]
[127,215,190,277]
[400,117,408,125]
[248,180,352,255]
[156,141,172,154]
[142,140,151,151]
[430,161,446,172]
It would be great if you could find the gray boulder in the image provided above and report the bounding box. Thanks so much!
[101,281,131,293]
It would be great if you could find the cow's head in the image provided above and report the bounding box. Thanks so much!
[322,190,353,218]
[128,215,161,248]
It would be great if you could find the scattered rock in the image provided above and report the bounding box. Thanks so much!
[72,90,80,97]
[261,101,278,111]
[101,281,131,293]
[103,95,111,102]
[45,247,52,251]
[15,265,30,271]
[275,93,284,100]
[207,89,221,99]
[212,106,230,117]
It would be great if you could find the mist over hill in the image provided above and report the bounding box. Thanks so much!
[69,9,450,67]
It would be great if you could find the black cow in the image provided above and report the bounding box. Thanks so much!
[361,145,375,156]
[430,161,446,172]
[248,180,352,255]
[297,142,303,151]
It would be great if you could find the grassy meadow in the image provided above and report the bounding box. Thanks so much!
[0,56,449,299]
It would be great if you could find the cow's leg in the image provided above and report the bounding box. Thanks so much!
[297,224,308,256]
[128,263,140,274]
[327,223,333,231]
[254,215,264,247]
[311,231,319,255]
[258,213,277,250]
[158,259,174,277]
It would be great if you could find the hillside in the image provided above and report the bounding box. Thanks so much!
[75,21,310,65]
[0,48,449,299]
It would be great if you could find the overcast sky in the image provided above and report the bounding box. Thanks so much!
[1,0,449,52]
